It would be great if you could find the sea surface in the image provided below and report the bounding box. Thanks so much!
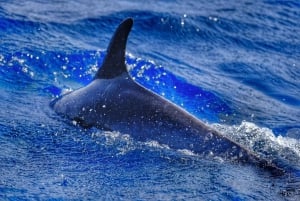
[0,0,300,200]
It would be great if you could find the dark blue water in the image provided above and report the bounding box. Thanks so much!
[0,0,300,200]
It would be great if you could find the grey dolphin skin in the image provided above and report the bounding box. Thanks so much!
[51,18,284,175]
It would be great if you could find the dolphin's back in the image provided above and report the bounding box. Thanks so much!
[51,18,285,176]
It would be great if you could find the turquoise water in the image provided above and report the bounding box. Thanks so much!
[0,0,300,200]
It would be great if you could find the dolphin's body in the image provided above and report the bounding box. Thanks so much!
[51,18,283,175]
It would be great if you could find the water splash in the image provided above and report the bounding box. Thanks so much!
[212,121,300,171]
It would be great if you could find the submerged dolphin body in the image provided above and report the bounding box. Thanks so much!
[51,18,283,175]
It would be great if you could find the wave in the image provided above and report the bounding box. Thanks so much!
[212,121,300,171]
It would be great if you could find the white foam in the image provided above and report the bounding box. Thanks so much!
[89,121,300,168]
[212,121,300,166]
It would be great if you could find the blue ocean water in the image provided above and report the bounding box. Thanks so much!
[0,0,300,200]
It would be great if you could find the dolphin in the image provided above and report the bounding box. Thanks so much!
[51,18,284,175]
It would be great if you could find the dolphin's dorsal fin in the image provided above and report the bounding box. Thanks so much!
[94,18,133,79]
